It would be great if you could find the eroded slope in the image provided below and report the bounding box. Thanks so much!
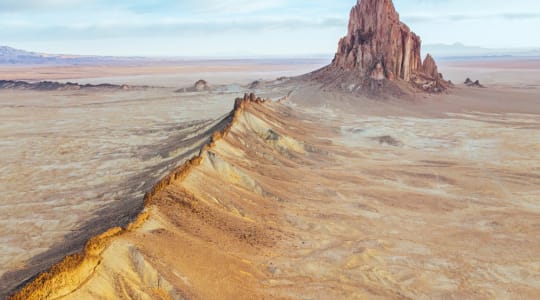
[10,93,540,299]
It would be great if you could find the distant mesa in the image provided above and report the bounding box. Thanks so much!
[464,78,485,88]
[176,79,211,93]
[306,0,450,96]
[0,45,145,66]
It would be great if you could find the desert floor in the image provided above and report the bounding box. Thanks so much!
[2,58,540,298]
[0,60,327,295]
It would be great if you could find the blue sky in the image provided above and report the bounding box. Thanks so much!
[1,0,539,57]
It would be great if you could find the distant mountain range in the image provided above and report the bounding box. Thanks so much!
[0,46,147,65]
[423,43,540,59]
[1,44,540,65]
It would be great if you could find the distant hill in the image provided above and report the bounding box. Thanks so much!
[0,45,146,65]
[423,43,540,59]
[2,44,540,66]
[0,46,51,64]
[0,45,333,66]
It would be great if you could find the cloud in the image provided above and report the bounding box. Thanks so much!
[0,15,347,41]
[500,12,540,20]
[189,0,286,14]
[0,0,286,14]
[0,0,92,11]
[2,0,540,55]
[0,0,348,45]
[403,12,540,23]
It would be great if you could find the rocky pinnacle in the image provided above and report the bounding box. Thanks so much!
[330,0,447,92]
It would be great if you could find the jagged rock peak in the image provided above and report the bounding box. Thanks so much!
[422,54,439,80]
[328,0,448,93]
[332,0,422,81]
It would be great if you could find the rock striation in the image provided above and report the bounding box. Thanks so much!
[309,0,449,95]
[332,0,422,82]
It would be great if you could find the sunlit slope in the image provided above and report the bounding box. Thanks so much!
[10,95,328,299]
[11,93,540,299]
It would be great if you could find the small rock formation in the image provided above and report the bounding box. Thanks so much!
[422,54,439,80]
[372,135,401,147]
[411,53,449,93]
[248,80,261,89]
[194,79,209,91]
[464,78,485,88]
[176,79,211,93]
[370,62,385,81]
[307,0,449,95]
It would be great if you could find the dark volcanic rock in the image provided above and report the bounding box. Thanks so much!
[306,0,449,96]
[0,80,135,91]
[464,78,485,88]
[176,79,211,93]
[373,135,402,146]
[248,80,262,89]
[194,79,209,91]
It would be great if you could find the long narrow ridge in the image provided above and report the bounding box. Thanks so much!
[9,93,267,300]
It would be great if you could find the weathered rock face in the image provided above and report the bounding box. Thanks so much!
[422,54,439,80]
[325,0,448,93]
[332,0,423,81]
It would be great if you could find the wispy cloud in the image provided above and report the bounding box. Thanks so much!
[0,15,347,40]
[404,12,540,23]
[0,0,347,39]
[0,0,285,14]
[190,0,286,14]
[0,0,93,11]
[1,0,540,55]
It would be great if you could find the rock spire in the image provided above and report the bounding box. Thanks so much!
[314,0,449,94]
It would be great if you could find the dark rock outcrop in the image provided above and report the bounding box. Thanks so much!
[248,80,262,89]
[0,80,134,91]
[307,0,449,95]
[176,79,211,93]
[464,78,485,88]
[194,79,209,91]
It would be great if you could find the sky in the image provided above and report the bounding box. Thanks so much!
[1,0,539,57]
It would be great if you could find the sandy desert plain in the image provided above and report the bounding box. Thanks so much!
[1,57,540,299]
